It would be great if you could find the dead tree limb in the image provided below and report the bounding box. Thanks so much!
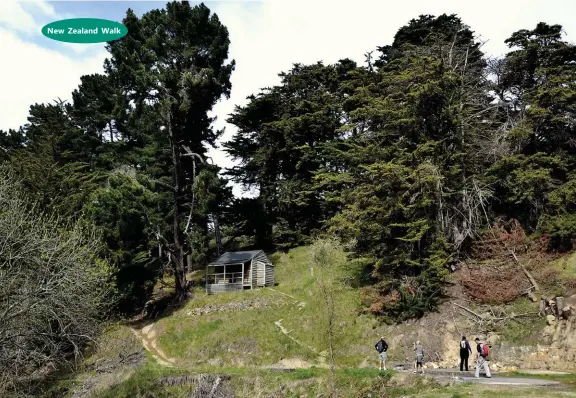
[181,146,205,237]
[454,303,483,319]
[508,251,541,294]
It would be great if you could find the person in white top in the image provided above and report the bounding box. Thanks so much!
[474,337,491,378]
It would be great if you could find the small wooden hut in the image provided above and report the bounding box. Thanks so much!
[205,250,275,294]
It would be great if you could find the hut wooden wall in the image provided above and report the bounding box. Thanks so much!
[207,283,243,294]
[265,263,274,287]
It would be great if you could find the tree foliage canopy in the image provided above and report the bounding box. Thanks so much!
[226,14,576,320]
[2,8,576,387]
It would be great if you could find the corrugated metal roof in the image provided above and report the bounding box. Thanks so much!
[210,250,264,265]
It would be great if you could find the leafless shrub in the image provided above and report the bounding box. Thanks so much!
[459,264,529,304]
[0,168,114,396]
[310,237,346,394]
[459,219,565,303]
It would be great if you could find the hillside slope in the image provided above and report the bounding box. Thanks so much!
[147,246,576,372]
[54,246,576,397]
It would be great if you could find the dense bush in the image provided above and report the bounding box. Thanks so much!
[0,170,114,396]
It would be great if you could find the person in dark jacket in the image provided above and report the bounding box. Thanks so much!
[459,336,472,371]
[375,336,388,371]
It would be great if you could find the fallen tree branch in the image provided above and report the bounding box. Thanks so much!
[453,303,483,319]
[453,302,539,333]
[505,249,540,294]
[489,312,540,322]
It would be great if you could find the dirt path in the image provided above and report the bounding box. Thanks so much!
[130,324,176,367]
[131,288,317,370]
[273,319,320,355]
[268,288,297,300]
[269,288,328,367]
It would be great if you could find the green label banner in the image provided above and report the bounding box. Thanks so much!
[41,18,128,43]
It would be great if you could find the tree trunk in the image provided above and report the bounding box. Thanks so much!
[168,111,188,299]
[108,121,114,143]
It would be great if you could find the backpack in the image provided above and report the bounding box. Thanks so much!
[460,341,466,349]
[481,343,489,357]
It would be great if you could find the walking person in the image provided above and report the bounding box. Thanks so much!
[474,337,491,378]
[413,340,425,374]
[459,336,472,371]
[375,335,388,371]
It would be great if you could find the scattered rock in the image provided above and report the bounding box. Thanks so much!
[561,305,574,319]
[426,362,440,369]
[566,294,576,307]
[208,357,224,367]
[556,297,565,314]
[270,358,312,369]
[542,325,556,337]
[160,374,234,398]
[486,332,501,345]
[159,375,198,387]
[546,315,557,326]
[94,350,146,374]
[185,297,286,316]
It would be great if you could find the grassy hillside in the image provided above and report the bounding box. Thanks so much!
[154,246,378,369]
[47,244,576,397]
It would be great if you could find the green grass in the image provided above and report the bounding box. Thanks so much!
[87,363,576,398]
[87,362,392,398]
[156,245,560,369]
[155,245,379,368]
[73,244,576,397]
[90,361,192,398]
[158,299,306,366]
[551,252,576,279]
[493,298,546,345]
[160,319,223,357]
[503,371,576,389]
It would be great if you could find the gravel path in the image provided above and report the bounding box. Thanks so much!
[399,367,567,386]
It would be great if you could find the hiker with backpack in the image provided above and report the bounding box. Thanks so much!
[474,337,491,378]
[375,336,388,371]
[459,336,472,371]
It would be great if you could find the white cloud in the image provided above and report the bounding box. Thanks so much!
[28,0,57,18]
[0,0,108,132]
[0,0,40,34]
[0,27,107,131]
[60,42,105,55]
[2,0,576,198]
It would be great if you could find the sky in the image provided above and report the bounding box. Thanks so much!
[1,0,576,197]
